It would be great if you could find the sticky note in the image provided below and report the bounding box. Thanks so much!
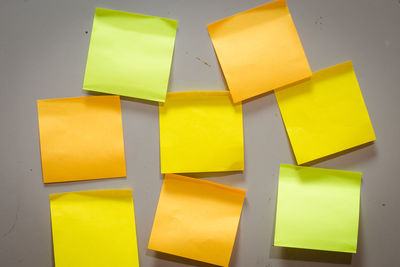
[50,189,139,267]
[37,96,126,183]
[275,61,376,164]
[207,0,311,103]
[159,91,244,173]
[83,8,178,102]
[148,174,246,266]
[274,164,361,253]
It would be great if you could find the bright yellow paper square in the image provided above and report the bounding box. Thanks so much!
[159,91,244,173]
[207,0,311,103]
[50,189,139,267]
[148,174,246,266]
[83,8,178,102]
[37,95,126,183]
[274,164,361,253]
[275,61,376,164]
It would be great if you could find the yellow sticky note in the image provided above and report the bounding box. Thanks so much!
[275,61,376,164]
[207,0,311,103]
[37,96,126,183]
[50,189,139,267]
[148,174,246,266]
[83,8,178,102]
[159,91,244,173]
[274,164,361,253]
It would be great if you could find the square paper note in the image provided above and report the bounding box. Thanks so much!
[83,8,178,102]
[275,61,376,164]
[207,0,311,103]
[148,174,246,266]
[159,91,244,173]
[50,190,139,267]
[37,95,126,183]
[274,164,361,253]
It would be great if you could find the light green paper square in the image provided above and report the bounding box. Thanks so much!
[274,164,361,253]
[83,8,178,102]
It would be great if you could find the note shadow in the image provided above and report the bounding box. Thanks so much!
[147,250,219,267]
[269,246,352,264]
[178,171,245,188]
[180,171,243,179]
[43,176,126,188]
[242,90,275,106]
[301,141,377,167]
[82,90,159,107]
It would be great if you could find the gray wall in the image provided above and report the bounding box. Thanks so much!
[0,0,399,266]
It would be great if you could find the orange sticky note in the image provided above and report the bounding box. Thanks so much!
[207,0,311,103]
[37,96,126,183]
[148,174,246,266]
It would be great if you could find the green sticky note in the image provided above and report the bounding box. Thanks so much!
[274,164,361,253]
[83,8,178,102]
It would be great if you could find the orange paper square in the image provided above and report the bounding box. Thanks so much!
[37,96,126,183]
[207,0,311,103]
[148,174,246,266]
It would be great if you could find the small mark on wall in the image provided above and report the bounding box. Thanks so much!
[195,57,211,67]
[314,16,325,30]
